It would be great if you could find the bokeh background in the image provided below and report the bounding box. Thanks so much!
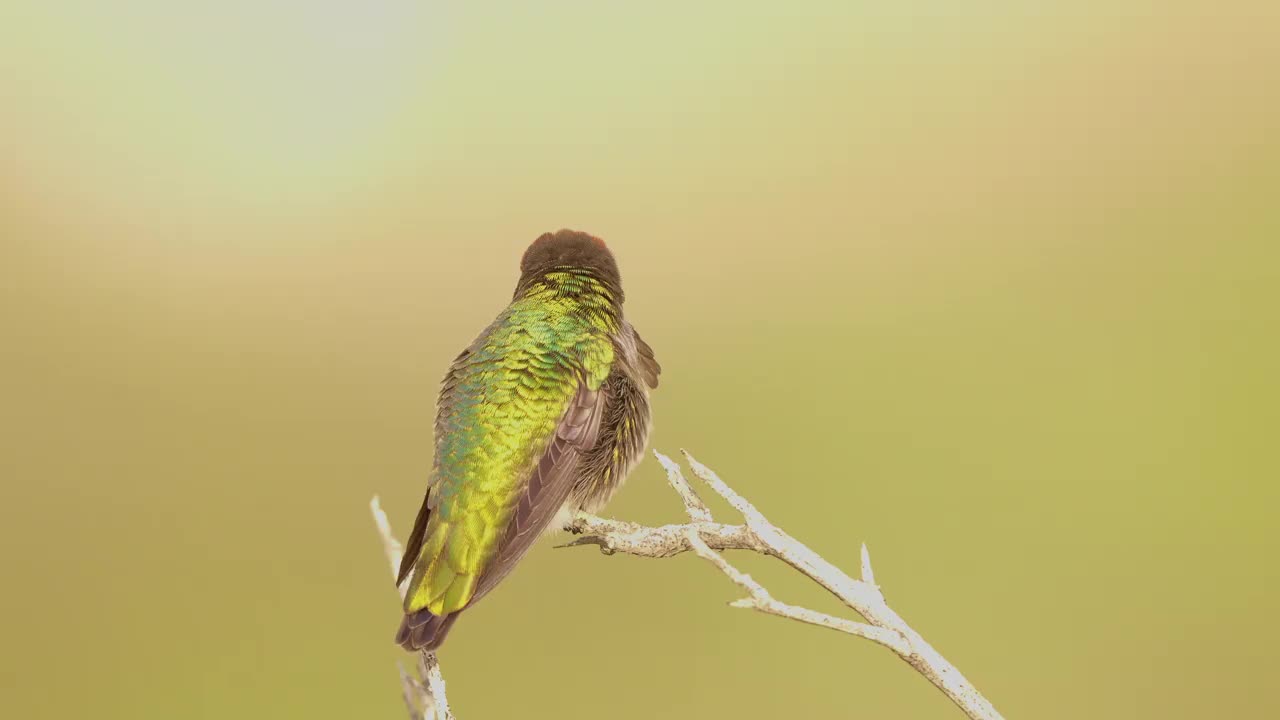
[2,1,1277,718]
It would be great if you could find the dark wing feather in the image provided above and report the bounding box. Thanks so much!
[470,379,609,603]
[396,491,432,586]
[396,348,471,587]
[632,326,661,389]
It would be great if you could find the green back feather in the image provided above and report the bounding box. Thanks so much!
[404,270,619,615]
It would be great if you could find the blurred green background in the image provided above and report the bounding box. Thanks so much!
[2,1,1277,718]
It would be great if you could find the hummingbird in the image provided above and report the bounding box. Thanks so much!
[394,230,661,652]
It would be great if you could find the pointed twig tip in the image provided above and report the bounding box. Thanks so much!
[680,448,709,469]
[860,542,879,588]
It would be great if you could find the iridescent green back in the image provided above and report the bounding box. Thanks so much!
[403,271,618,616]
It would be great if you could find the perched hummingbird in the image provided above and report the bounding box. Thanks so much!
[394,230,660,652]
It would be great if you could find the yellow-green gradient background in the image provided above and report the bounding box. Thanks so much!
[3,1,1277,717]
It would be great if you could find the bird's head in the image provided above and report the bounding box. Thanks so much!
[518,229,622,293]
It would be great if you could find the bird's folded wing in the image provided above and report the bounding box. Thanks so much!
[471,380,608,602]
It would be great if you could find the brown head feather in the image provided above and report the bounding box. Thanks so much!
[517,229,622,298]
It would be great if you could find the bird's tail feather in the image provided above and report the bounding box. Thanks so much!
[395,608,460,652]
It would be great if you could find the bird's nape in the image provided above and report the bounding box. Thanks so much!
[518,229,620,287]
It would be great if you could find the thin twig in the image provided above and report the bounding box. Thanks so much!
[372,497,454,720]
[654,450,713,522]
[418,652,452,720]
[685,528,910,652]
[372,496,406,599]
[397,662,424,720]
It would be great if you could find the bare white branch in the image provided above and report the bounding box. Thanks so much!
[371,498,454,720]
[681,450,770,531]
[653,450,714,522]
[860,542,876,587]
[374,450,1004,720]
[685,528,910,652]
[559,514,761,556]
[417,652,452,720]
[564,452,1005,720]
[371,496,407,599]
